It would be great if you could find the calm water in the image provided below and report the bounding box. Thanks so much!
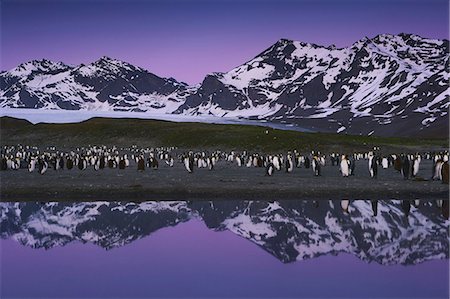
[1,200,449,298]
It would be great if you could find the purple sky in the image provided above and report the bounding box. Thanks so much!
[1,0,449,84]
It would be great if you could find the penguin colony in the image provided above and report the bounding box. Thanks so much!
[1,145,449,185]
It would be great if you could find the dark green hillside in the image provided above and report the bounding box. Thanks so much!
[0,117,447,152]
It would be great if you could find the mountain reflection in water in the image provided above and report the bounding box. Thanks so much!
[0,200,448,265]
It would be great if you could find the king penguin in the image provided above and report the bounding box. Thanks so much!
[340,155,350,177]
[265,162,274,176]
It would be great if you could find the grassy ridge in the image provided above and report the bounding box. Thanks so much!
[0,116,448,152]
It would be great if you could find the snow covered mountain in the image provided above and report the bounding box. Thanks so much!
[1,33,448,137]
[1,200,448,265]
[0,57,192,113]
[176,34,449,137]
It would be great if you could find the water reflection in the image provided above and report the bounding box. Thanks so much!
[1,200,448,265]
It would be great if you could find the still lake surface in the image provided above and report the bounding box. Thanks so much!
[1,200,449,298]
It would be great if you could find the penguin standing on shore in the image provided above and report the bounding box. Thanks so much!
[184,153,194,173]
[137,156,145,171]
[381,157,389,169]
[411,155,420,177]
[312,156,321,176]
[285,154,293,173]
[340,155,350,177]
[38,158,48,175]
[28,157,36,172]
[266,162,274,176]
[441,162,449,184]
[304,156,310,169]
[401,155,410,179]
[369,154,378,178]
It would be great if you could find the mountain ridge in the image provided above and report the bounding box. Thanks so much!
[1,33,448,137]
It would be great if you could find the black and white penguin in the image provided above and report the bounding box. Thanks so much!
[151,157,159,169]
[381,157,389,169]
[411,155,420,177]
[66,157,74,170]
[265,162,274,176]
[285,154,293,173]
[441,162,449,184]
[304,156,310,169]
[401,155,410,179]
[349,156,356,176]
[165,157,174,167]
[1,157,7,171]
[38,158,48,175]
[442,200,449,219]
[99,155,106,169]
[312,156,321,176]
[371,200,378,216]
[340,155,350,177]
[207,157,214,170]
[78,157,87,170]
[119,158,126,169]
[433,160,443,180]
[137,157,145,171]
[28,157,36,172]
[184,154,194,173]
[368,153,377,178]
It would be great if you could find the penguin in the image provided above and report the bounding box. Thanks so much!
[312,156,321,176]
[273,156,281,171]
[285,154,293,173]
[58,156,64,170]
[304,156,310,169]
[349,156,356,176]
[66,157,74,170]
[433,160,443,180]
[119,158,126,170]
[28,158,36,172]
[165,157,174,167]
[442,200,449,219]
[412,200,420,208]
[1,157,7,171]
[412,156,420,177]
[368,154,377,178]
[184,154,194,173]
[401,156,410,179]
[341,200,350,213]
[236,156,242,167]
[340,155,350,177]
[99,156,106,169]
[151,157,159,169]
[265,162,274,176]
[441,162,449,184]
[394,156,402,172]
[381,157,389,169]
[137,157,145,171]
[38,158,48,175]
[78,157,87,170]
[371,200,378,216]
[207,157,214,170]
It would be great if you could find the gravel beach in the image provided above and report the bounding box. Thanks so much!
[1,158,448,201]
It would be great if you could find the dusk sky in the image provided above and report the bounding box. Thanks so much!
[1,0,449,84]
